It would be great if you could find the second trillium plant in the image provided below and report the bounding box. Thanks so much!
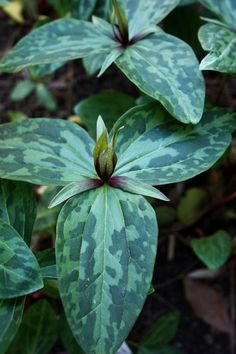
[0,102,235,353]
[0,0,205,124]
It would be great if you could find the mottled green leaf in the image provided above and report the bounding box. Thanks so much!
[34,186,61,234]
[73,0,97,20]
[0,298,25,354]
[74,91,135,139]
[0,220,43,298]
[35,83,57,111]
[199,0,236,28]
[0,118,96,185]
[36,249,57,279]
[56,185,157,354]
[0,179,36,245]
[114,103,235,185]
[10,81,35,101]
[7,300,58,354]
[191,230,232,269]
[177,187,207,225]
[123,0,180,39]
[199,23,236,73]
[110,176,169,201]
[116,31,205,124]
[49,178,103,208]
[0,19,118,73]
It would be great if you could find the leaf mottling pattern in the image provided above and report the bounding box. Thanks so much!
[124,0,180,39]
[114,104,236,185]
[116,31,205,124]
[0,118,96,185]
[56,185,157,354]
[0,220,43,299]
[199,23,236,73]
[0,19,118,73]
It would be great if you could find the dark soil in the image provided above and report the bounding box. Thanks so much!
[0,11,235,354]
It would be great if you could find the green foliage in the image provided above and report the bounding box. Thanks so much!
[0,101,235,353]
[137,312,181,354]
[0,298,25,354]
[0,0,205,124]
[7,300,58,354]
[191,230,232,269]
[56,186,157,353]
[10,80,34,101]
[0,220,43,299]
[33,186,61,234]
[0,2,236,351]
[177,187,207,225]
[74,91,135,138]
[199,0,236,73]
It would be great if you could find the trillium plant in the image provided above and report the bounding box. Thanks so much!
[0,101,235,353]
[0,0,205,124]
[198,0,236,73]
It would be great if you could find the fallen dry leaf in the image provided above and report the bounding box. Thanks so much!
[184,277,233,334]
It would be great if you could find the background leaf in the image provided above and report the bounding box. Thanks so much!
[177,187,207,225]
[0,179,36,245]
[10,81,35,101]
[199,0,236,28]
[74,91,135,139]
[0,297,25,354]
[138,312,180,352]
[116,31,205,124]
[0,118,96,185]
[0,220,43,299]
[73,0,97,20]
[34,186,61,235]
[191,230,232,269]
[56,185,157,354]
[184,278,233,334]
[199,23,236,73]
[7,300,58,354]
[114,103,235,185]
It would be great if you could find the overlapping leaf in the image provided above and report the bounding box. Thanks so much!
[0,179,36,353]
[116,32,205,124]
[0,118,96,185]
[0,19,118,73]
[0,297,25,354]
[0,220,43,298]
[0,179,36,245]
[7,300,58,354]
[199,23,236,73]
[73,0,97,20]
[56,186,157,354]
[122,0,180,39]
[200,0,236,28]
[114,103,235,185]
